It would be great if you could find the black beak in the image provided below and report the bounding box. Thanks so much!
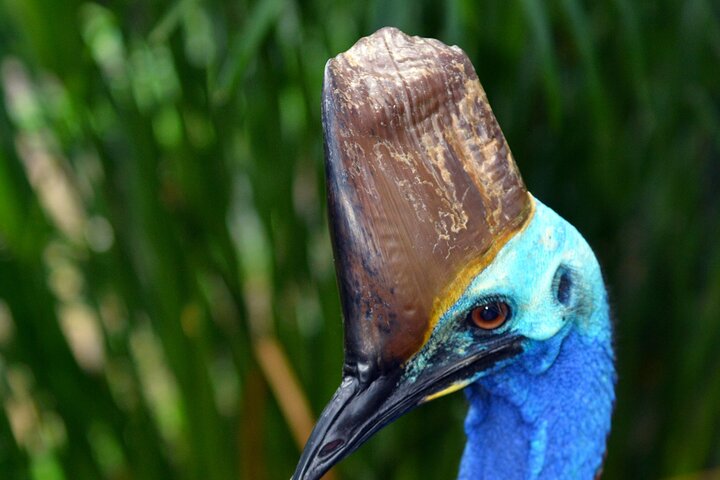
[291,336,523,480]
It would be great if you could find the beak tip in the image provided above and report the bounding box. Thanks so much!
[291,380,359,480]
[290,461,326,480]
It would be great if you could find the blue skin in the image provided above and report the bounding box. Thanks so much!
[404,196,615,479]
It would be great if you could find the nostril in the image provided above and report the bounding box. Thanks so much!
[319,439,345,458]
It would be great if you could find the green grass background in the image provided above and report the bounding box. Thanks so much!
[0,1,718,479]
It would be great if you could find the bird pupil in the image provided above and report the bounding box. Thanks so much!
[481,304,500,321]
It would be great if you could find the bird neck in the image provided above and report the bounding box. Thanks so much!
[459,321,615,480]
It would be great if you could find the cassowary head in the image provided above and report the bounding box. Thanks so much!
[293,27,614,480]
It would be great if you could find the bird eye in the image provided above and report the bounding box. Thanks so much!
[468,302,510,330]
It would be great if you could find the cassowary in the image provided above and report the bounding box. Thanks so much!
[292,27,615,480]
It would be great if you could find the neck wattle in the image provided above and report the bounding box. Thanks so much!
[458,325,615,480]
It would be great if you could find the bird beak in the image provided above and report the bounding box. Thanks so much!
[291,335,523,480]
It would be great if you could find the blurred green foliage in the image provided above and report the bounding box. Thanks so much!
[0,1,718,479]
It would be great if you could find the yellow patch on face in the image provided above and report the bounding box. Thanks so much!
[422,379,473,403]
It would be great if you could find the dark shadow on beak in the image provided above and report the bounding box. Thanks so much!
[291,336,524,480]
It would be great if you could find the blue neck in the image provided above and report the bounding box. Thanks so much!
[458,324,615,480]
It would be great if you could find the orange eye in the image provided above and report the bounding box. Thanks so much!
[469,302,510,330]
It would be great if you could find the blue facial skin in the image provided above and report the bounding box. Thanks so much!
[404,196,615,479]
